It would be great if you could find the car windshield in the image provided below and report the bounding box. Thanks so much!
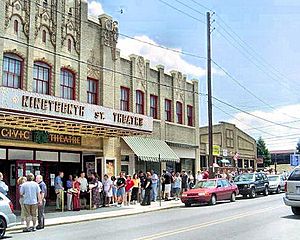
[195,180,216,189]
[234,174,254,182]
[267,176,279,181]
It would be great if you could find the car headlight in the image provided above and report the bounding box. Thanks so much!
[244,184,250,188]
[181,193,187,197]
[198,192,206,196]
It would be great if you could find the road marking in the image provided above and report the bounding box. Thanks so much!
[135,206,282,240]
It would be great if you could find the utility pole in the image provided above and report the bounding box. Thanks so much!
[207,12,214,178]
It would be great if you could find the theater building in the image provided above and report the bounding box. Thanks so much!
[0,0,199,205]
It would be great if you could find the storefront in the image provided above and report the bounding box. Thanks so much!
[0,87,153,207]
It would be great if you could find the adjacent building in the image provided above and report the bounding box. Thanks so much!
[199,122,257,170]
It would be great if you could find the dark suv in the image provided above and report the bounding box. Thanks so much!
[234,172,269,198]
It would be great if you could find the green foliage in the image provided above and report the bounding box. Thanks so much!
[257,137,271,167]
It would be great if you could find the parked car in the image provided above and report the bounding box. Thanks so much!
[283,166,300,215]
[0,192,16,238]
[267,175,285,194]
[234,173,269,198]
[181,178,238,207]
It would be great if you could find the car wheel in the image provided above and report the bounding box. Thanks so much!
[291,207,300,215]
[184,203,191,207]
[230,192,236,202]
[250,188,256,198]
[0,217,6,239]
[263,186,269,196]
[209,195,217,205]
[276,186,281,194]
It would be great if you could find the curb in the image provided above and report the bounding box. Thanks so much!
[8,203,183,232]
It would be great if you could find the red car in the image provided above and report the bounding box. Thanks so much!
[181,178,239,207]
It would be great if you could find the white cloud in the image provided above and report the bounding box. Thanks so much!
[228,104,300,151]
[87,0,104,17]
[117,35,206,78]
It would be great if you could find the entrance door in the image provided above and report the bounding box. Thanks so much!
[15,160,41,209]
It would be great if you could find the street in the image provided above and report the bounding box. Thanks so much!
[8,193,298,240]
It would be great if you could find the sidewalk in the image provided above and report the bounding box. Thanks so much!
[9,200,183,232]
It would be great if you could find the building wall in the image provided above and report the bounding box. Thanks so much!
[1,0,200,173]
[200,122,257,169]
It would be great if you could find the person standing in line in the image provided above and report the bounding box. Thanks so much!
[196,171,203,184]
[36,175,47,230]
[72,175,81,211]
[89,172,100,209]
[139,171,146,202]
[20,173,41,232]
[202,169,209,180]
[188,171,195,189]
[78,172,88,209]
[173,173,182,200]
[181,170,188,193]
[163,170,171,201]
[171,171,176,198]
[141,172,152,206]
[54,171,64,210]
[103,174,113,207]
[150,170,158,202]
[116,172,126,207]
[98,177,105,207]
[66,175,73,211]
[131,173,140,204]
[17,176,27,224]
[0,172,8,196]
[125,175,134,206]
[111,176,117,205]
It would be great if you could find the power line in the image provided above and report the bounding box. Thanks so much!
[212,96,300,130]
[187,0,214,12]
[157,0,206,24]
[211,59,300,120]
[212,104,276,137]
[173,0,206,16]
[6,1,207,62]
[215,13,299,88]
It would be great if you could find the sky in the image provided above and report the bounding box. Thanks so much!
[87,0,300,151]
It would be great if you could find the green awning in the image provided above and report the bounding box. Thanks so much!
[122,137,180,162]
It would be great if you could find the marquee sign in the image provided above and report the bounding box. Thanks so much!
[0,127,82,145]
[0,87,153,132]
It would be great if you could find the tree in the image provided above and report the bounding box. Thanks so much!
[257,137,271,167]
[296,139,300,153]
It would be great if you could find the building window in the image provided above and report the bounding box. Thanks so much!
[33,62,50,95]
[120,87,130,111]
[136,90,144,114]
[187,105,193,126]
[176,101,183,124]
[150,95,158,119]
[60,69,75,100]
[42,30,47,43]
[87,78,98,105]
[14,20,19,34]
[68,39,72,52]
[2,54,22,89]
[165,99,172,122]
[226,129,234,148]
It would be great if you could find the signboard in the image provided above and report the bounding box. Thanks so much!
[0,87,153,132]
[222,149,228,157]
[256,157,264,164]
[290,154,300,167]
[206,144,221,156]
[0,127,81,145]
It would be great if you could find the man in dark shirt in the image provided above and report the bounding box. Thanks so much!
[139,171,146,201]
[36,175,47,230]
[116,172,126,207]
[181,170,188,193]
[141,172,152,206]
[163,170,171,200]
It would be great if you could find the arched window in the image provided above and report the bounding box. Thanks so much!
[67,39,72,52]
[42,30,47,43]
[2,53,23,89]
[60,69,75,100]
[14,20,19,34]
[33,62,50,95]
